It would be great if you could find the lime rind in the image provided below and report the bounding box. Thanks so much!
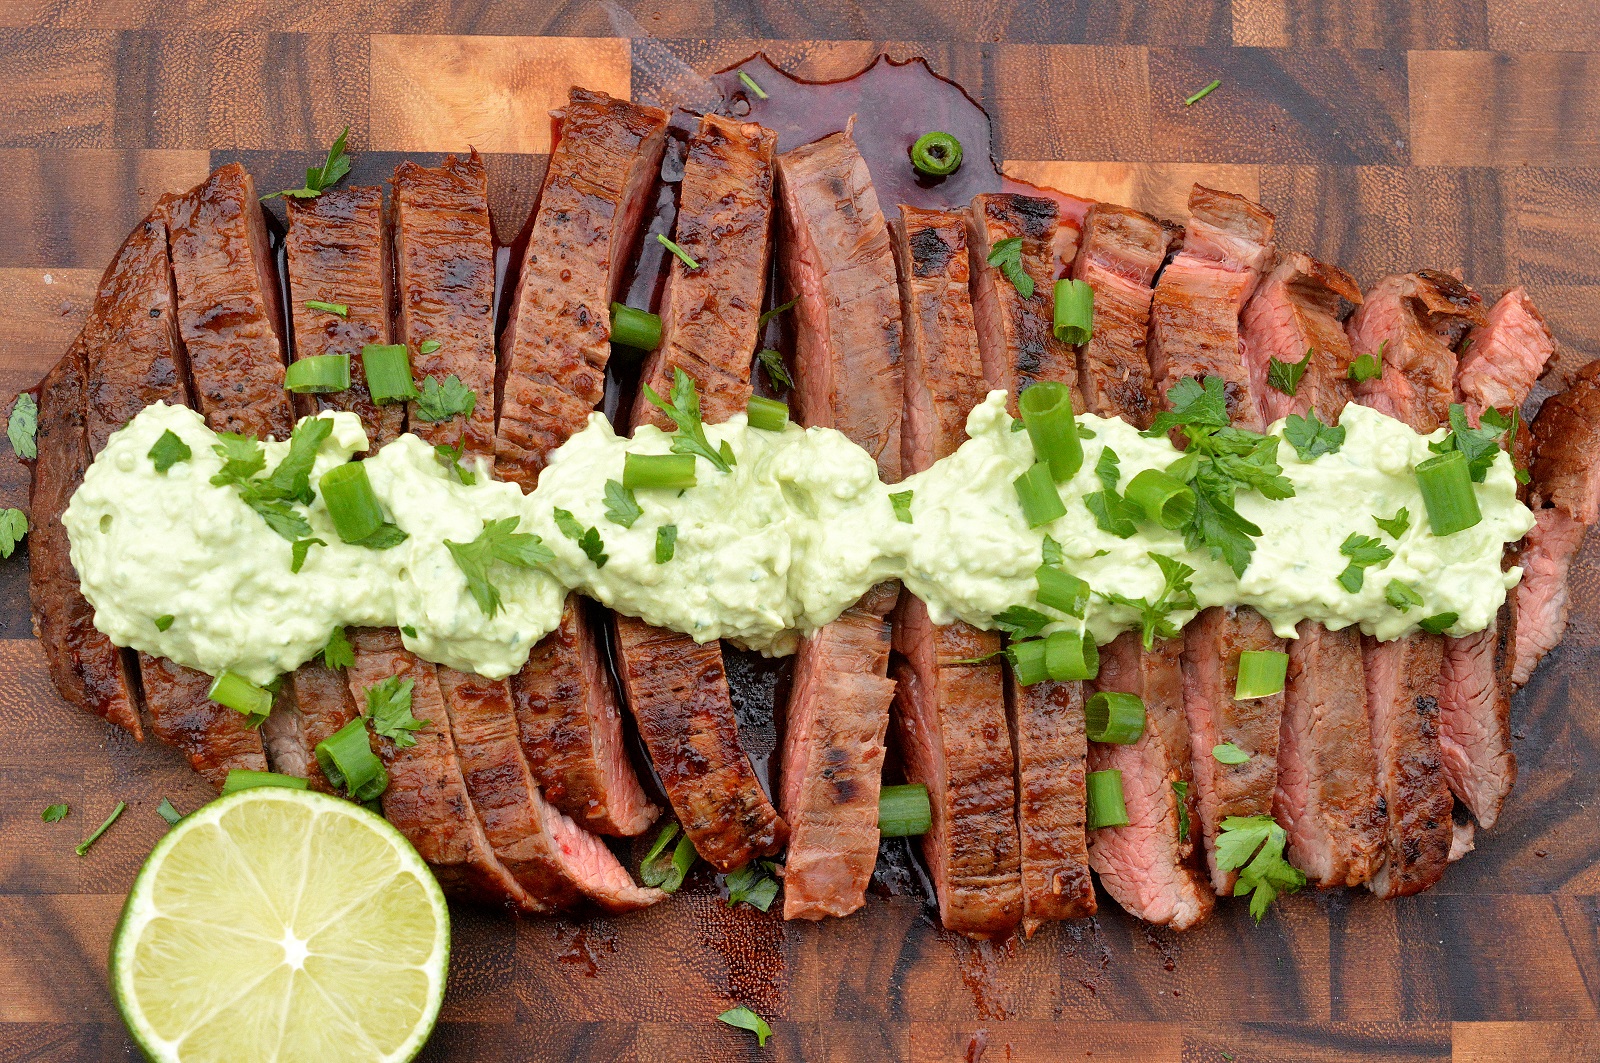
[111,788,449,1063]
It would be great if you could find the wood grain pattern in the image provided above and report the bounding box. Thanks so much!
[0,8,1598,1061]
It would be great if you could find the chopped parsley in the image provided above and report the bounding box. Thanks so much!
[756,348,792,391]
[0,508,26,559]
[1098,553,1198,650]
[419,339,441,355]
[413,374,477,423]
[640,821,696,892]
[1374,507,1410,539]
[757,297,797,328]
[154,615,175,632]
[445,516,556,617]
[41,803,68,823]
[1172,780,1190,843]
[1419,611,1459,635]
[986,236,1034,300]
[290,537,325,573]
[1384,579,1423,612]
[1084,447,1141,538]
[655,524,677,564]
[1266,352,1309,396]
[889,490,914,524]
[718,1006,772,1048]
[363,676,427,748]
[1429,402,1509,483]
[400,625,418,638]
[1042,534,1064,566]
[322,626,354,670]
[1336,533,1394,593]
[1282,410,1344,461]
[553,508,608,569]
[603,480,643,528]
[642,367,732,473]
[262,126,351,200]
[993,605,1053,639]
[433,442,476,485]
[1214,814,1306,922]
[148,429,192,473]
[1347,341,1385,383]
[1212,742,1251,764]
[8,392,37,459]
[210,417,333,542]
[723,860,781,912]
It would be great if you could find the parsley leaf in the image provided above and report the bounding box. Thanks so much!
[1348,341,1385,383]
[363,676,427,748]
[994,605,1052,638]
[1336,533,1394,593]
[433,442,476,485]
[640,822,696,892]
[419,339,441,355]
[723,860,781,912]
[1374,508,1410,539]
[756,348,792,392]
[1042,534,1064,567]
[354,523,408,550]
[262,126,352,200]
[400,625,418,638]
[290,537,325,574]
[641,367,731,473]
[1173,780,1190,843]
[1099,553,1198,650]
[1419,611,1459,634]
[986,236,1034,300]
[322,626,354,670]
[414,374,478,423]
[304,300,348,317]
[1385,579,1423,612]
[1267,352,1309,396]
[1214,814,1306,922]
[1429,403,1506,483]
[604,480,643,528]
[41,803,68,822]
[1482,406,1530,483]
[1084,447,1140,538]
[1282,410,1344,461]
[1213,742,1252,764]
[148,429,192,473]
[552,508,608,569]
[718,1006,773,1048]
[446,516,556,617]
[209,418,334,542]
[656,524,677,564]
[758,297,798,328]
[1145,376,1230,437]
[0,508,27,559]
[154,614,174,632]
[889,490,914,524]
[8,392,37,459]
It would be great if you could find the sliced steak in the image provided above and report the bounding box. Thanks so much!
[1456,287,1557,423]
[510,595,657,836]
[139,653,268,788]
[776,129,904,481]
[780,583,897,920]
[288,659,362,794]
[1511,507,1586,686]
[1529,358,1600,524]
[1179,606,1286,894]
[1271,622,1385,887]
[1148,186,1276,431]
[613,615,787,872]
[1087,633,1213,930]
[391,153,497,456]
[346,628,533,910]
[27,340,142,738]
[1345,270,1485,432]
[438,669,664,913]
[1239,252,1363,424]
[1071,203,1171,429]
[497,88,668,485]
[260,687,311,780]
[163,163,294,439]
[968,192,1081,413]
[632,113,776,429]
[285,185,402,445]
[1008,674,1092,933]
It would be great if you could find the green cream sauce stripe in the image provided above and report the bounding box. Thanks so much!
[63,394,1533,686]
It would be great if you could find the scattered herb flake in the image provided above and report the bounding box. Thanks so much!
[154,615,175,632]
[1336,533,1394,593]
[156,798,184,827]
[993,605,1053,639]
[1084,446,1141,538]
[986,236,1034,300]
[363,676,427,748]
[446,516,556,616]
[1282,409,1345,462]
[290,537,325,574]
[657,233,700,270]
[1184,78,1222,106]
[8,392,37,460]
[1374,507,1411,539]
[757,298,798,329]
[1267,352,1309,396]
[1419,611,1459,635]
[419,339,441,355]
[304,300,348,317]
[75,801,126,856]
[0,508,27,559]
[655,524,677,564]
[1172,780,1190,843]
[1348,341,1385,383]
[723,860,781,912]
[413,374,478,423]
[1213,742,1251,765]
[604,480,644,528]
[717,1006,772,1048]
[1042,534,1064,567]
[262,127,352,200]
[1214,814,1306,922]
[889,490,914,524]
[1098,553,1198,651]
[42,803,68,823]
[433,442,477,485]
[323,626,354,670]
[148,429,192,473]
[1385,579,1424,612]
[738,70,769,100]
[642,368,732,474]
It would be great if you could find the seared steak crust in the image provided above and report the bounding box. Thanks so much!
[140,652,268,787]
[1072,203,1170,428]
[1009,674,1093,932]
[1240,252,1363,424]
[1530,358,1600,524]
[288,659,362,794]
[1512,507,1586,687]
[1346,271,1486,433]
[1456,287,1556,422]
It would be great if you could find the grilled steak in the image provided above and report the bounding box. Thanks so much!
[1456,288,1556,423]
[288,658,362,793]
[27,340,142,738]
[1180,606,1286,893]
[613,615,787,872]
[497,88,668,485]
[632,114,776,429]
[391,153,497,456]
[776,129,904,481]
[1008,676,1093,932]
[968,193,1082,414]
[285,186,402,445]
[346,628,533,910]
[1272,622,1384,887]
[1088,633,1213,929]
[510,595,657,836]
[780,583,897,920]
[1071,203,1171,429]
[1240,252,1363,424]
[1511,507,1586,687]
[140,653,268,787]
[1345,270,1486,433]
[163,163,294,440]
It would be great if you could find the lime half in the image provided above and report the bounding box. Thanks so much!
[111,788,450,1063]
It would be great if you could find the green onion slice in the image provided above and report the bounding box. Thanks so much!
[1124,468,1196,530]
[610,303,662,351]
[319,461,386,544]
[910,131,963,177]
[1019,381,1083,482]
[1007,638,1050,686]
[1052,279,1094,345]
[1234,649,1289,700]
[360,344,418,405]
[1086,769,1130,829]
[1014,461,1068,528]
[1036,565,1090,618]
[878,783,932,837]
[623,452,697,491]
[219,770,310,796]
[1415,449,1482,536]
[1085,691,1147,744]
[1045,629,1099,682]
[284,354,352,394]
[303,300,348,317]
[314,718,388,802]
[746,395,789,432]
[75,801,126,856]
[208,671,273,719]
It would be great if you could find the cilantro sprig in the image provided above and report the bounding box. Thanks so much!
[553,508,608,568]
[1336,533,1394,593]
[1099,553,1198,650]
[362,676,427,748]
[148,429,192,473]
[1084,447,1141,538]
[7,392,37,459]
[1282,410,1344,461]
[1214,814,1306,922]
[1429,402,1510,484]
[986,236,1034,299]
[1266,352,1309,396]
[414,375,477,423]
[642,368,732,473]
[262,127,352,200]
[1348,341,1385,383]
[0,508,26,559]
[445,517,555,617]
[603,480,643,528]
[210,418,334,542]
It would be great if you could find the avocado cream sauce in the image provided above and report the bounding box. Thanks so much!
[64,393,1533,684]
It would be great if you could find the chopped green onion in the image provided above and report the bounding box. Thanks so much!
[314,718,388,802]
[360,344,418,404]
[1086,770,1130,829]
[1235,650,1288,700]
[1086,691,1147,744]
[737,70,768,100]
[1014,461,1067,527]
[208,671,273,719]
[1036,565,1090,617]
[74,801,125,856]
[910,131,963,177]
[623,452,697,491]
[1184,79,1221,106]
[1052,279,1094,345]
[303,300,348,317]
[1415,449,1482,536]
[878,783,932,837]
[156,797,183,826]
[1007,638,1050,686]
[1045,629,1099,682]
[219,770,309,796]
[1124,468,1196,530]
[319,461,386,543]
[609,302,662,351]
[657,233,700,270]
[746,395,789,432]
[284,354,352,394]
[1019,381,1083,481]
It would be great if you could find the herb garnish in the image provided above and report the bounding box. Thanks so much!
[553,508,608,569]
[1184,79,1222,106]
[657,233,700,270]
[75,801,126,856]
[756,349,792,392]
[1172,780,1190,842]
[986,236,1034,299]
[604,480,643,528]
[1430,403,1509,483]
[1385,579,1423,612]
[1282,410,1344,461]
[1336,533,1394,593]
[304,300,348,317]
[1213,742,1251,764]
[738,70,769,100]
[148,429,192,473]
[642,368,732,473]
[1266,352,1309,396]
[262,127,352,200]
[414,375,477,423]
[1419,612,1459,634]
[889,490,914,524]
[290,537,325,573]
[210,417,333,542]
[0,508,26,559]
[1374,507,1410,539]
[322,626,354,670]
[420,339,441,355]
[363,676,427,748]
[1214,814,1306,922]
[723,860,781,912]
[1348,341,1385,383]
[1099,553,1198,650]
[993,605,1053,639]
[156,798,184,827]
[1042,534,1064,566]
[7,392,37,459]
[445,516,556,617]
[656,524,677,564]
[1084,447,1141,538]
[154,615,175,632]
[42,803,68,822]
[758,298,797,328]
[718,1007,773,1047]
[433,442,476,485]
[640,821,696,892]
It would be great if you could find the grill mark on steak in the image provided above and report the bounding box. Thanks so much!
[287,659,361,794]
[27,339,143,739]
[613,615,788,872]
[776,129,904,481]
[162,162,294,440]
[1071,203,1171,429]
[392,153,497,456]
[1008,673,1093,933]
[1240,252,1363,425]
[1345,271,1486,433]
[497,89,668,485]
[285,185,403,445]
[1088,633,1214,930]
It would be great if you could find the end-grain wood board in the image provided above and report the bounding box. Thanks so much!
[2,6,1600,1061]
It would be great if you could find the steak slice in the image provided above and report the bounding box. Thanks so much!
[776,128,904,481]
[391,152,497,456]
[1511,507,1586,687]
[139,652,268,787]
[163,163,294,440]
[497,88,668,485]
[631,113,776,429]
[287,658,362,794]
[968,192,1081,414]
[27,340,142,738]
[1345,270,1486,432]
[1529,358,1600,524]
[1009,673,1093,932]
[613,615,788,872]
[1071,203,1171,429]
[1180,605,1286,894]
[1148,185,1277,431]
[1271,622,1385,887]
[1087,633,1213,930]
[892,595,1023,938]
[780,582,897,920]
[510,595,657,837]
[1240,252,1363,424]
[285,185,402,445]
[346,628,533,910]
[1456,287,1557,423]
[438,669,664,913]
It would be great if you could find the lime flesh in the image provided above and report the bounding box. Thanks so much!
[111,788,450,1063]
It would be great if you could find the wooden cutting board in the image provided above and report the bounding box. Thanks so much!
[2,7,1599,1061]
